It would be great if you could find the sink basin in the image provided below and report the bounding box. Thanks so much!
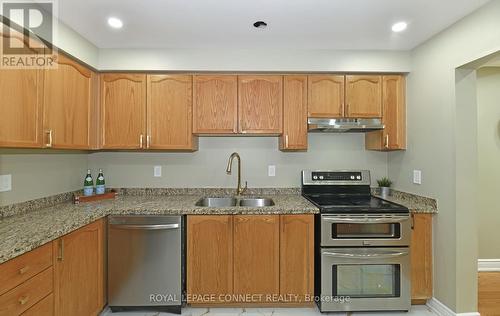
[195,197,237,207]
[239,198,275,207]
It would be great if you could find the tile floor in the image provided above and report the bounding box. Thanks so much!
[100,305,438,316]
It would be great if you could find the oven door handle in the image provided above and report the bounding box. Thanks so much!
[322,217,409,224]
[323,250,409,259]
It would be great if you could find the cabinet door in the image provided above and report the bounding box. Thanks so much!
[101,74,146,149]
[43,55,97,149]
[234,215,279,301]
[53,219,104,316]
[345,75,382,118]
[365,75,406,151]
[193,75,238,134]
[238,76,283,134]
[410,214,433,302]
[0,31,43,148]
[187,216,233,304]
[307,75,345,118]
[147,75,197,150]
[280,76,308,151]
[280,215,314,304]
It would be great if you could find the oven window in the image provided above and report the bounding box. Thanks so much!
[333,264,400,298]
[333,223,400,239]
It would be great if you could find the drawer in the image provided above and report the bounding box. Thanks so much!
[21,293,53,316]
[0,267,53,316]
[0,243,52,295]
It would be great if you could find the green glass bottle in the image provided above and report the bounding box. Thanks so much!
[95,169,105,195]
[83,169,94,196]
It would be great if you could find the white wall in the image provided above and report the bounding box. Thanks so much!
[0,150,88,206]
[388,0,500,312]
[477,67,500,260]
[88,135,388,188]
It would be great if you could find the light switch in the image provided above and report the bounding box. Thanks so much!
[154,166,162,177]
[268,165,276,177]
[413,170,422,185]
[0,174,12,192]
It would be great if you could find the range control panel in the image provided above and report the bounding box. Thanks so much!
[311,171,363,181]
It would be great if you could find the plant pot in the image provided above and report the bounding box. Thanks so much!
[379,187,391,199]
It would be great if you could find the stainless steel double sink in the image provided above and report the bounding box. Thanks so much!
[195,197,275,207]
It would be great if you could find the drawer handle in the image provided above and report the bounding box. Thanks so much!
[18,295,29,305]
[18,266,29,274]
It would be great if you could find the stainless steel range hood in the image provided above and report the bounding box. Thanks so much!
[308,118,384,133]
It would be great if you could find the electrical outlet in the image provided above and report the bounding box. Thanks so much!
[268,165,276,177]
[154,166,162,177]
[0,174,12,192]
[413,170,422,185]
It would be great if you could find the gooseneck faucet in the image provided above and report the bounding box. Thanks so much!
[226,152,248,195]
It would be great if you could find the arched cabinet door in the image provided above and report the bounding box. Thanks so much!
[100,73,146,149]
[345,75,383,118]
[43,54,97,149]
[307,75,345,118]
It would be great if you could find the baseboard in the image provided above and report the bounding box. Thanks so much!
[478,259,500,272]
[427,297,480,316]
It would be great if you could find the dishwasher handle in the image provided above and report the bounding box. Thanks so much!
[110,223,180,230]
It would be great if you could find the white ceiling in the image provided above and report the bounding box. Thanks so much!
[58,0,490,50]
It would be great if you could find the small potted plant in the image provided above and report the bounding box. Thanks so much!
[377,177,393,199]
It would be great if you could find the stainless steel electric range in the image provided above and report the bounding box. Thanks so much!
[301,170,411,313]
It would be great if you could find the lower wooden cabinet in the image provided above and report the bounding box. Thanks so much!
[410,213,433,304]
[187,214,314,306]
[53,219,105,316]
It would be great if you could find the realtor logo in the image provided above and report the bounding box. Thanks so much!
[1,0,57,68]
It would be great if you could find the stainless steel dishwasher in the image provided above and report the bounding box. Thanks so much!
[108,215,184,314]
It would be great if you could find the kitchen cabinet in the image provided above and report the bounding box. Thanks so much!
[238,75,283,134]
[280,76,308,151]
[193,75,238,134]
[410,213,433,304]
[187,214,314,306]
[100,73,147,149]
[365,75,406,151]
[43,55,98,149]
[345,75,382,118]
[280,215,314,303]
[307,75,345,118]
[187,215,233,304]
[53,219,105,316]
[233,215,280,301]
[147,74,198,150]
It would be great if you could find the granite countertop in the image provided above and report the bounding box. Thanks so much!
[373,189,438,214]
[0,192,319,264]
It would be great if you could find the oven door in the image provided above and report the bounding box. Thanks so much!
[320,247,410,312]
[321,214,410,247]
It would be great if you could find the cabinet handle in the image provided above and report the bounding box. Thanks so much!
[57,239,64,261]
[146,135,151,149]
[139,134,144,149]
[285,135,289,148]
[18,266,29,274]
[45,130,53,148]
[18,295,29,305]
[411,213,415,230]
[384,135,390,149]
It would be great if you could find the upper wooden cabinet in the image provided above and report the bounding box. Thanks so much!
[238,75,283,134]
[187,215,233,304]
[345,75,382,118]
[43,55,98,149]
[53,219,105,316]
[147,75,197,150]
[100,74,147,149]
[307,75,345,118]
[280,76,308,151]
[234,215,280,301]
[366,75,406,151]
[193,75,238,134]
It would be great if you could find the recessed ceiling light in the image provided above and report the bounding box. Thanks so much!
[253,21,268,29]
[391,21,407,33]
[107,17,123,29]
